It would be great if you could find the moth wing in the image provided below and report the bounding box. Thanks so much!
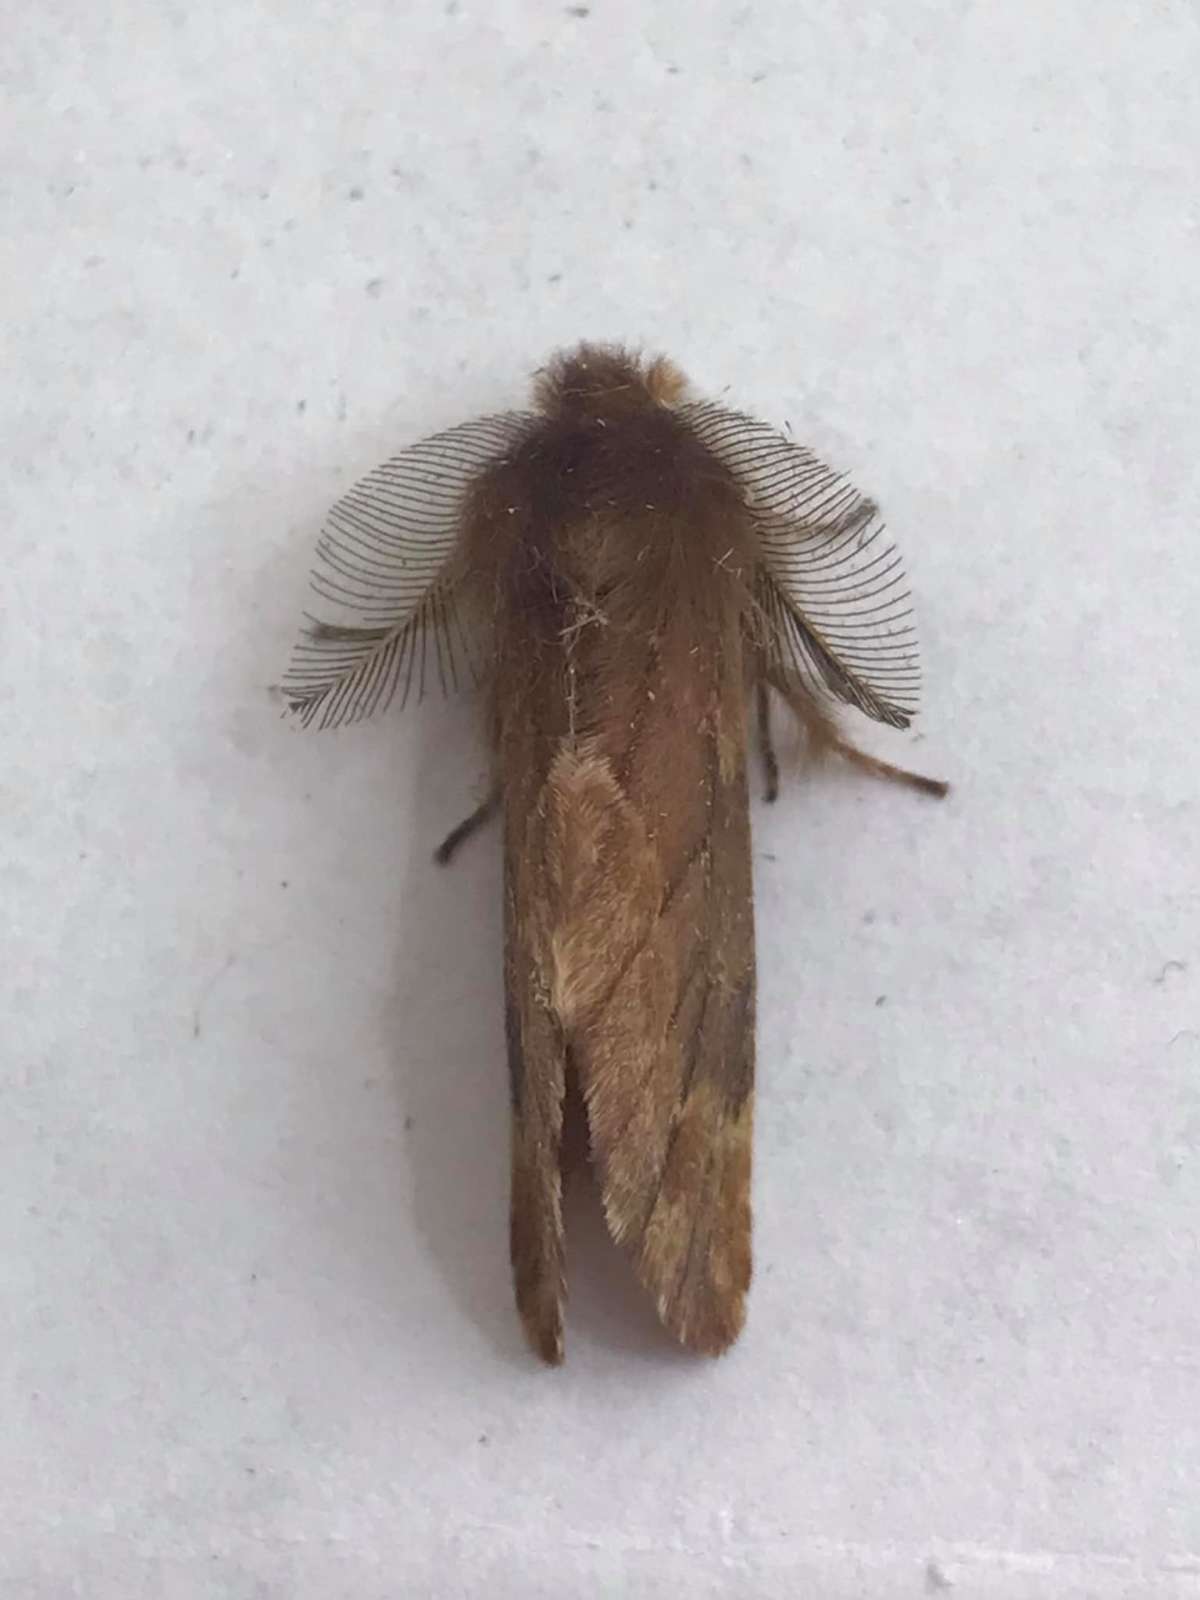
[551,631,755,1357]
[621,735,755,1357]
[681,400,922,729]
[281,411,536,729]
[501,714,572,1364]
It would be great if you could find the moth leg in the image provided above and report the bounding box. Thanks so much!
[768,671,949,799]
[755,678,780,803]
[433,785,501,865]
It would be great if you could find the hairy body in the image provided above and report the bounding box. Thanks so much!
[284,342,946,1363]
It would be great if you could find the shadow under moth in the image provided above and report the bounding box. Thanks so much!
[282,343,946,1364]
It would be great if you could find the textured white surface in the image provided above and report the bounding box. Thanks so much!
[4,2,1200,1595]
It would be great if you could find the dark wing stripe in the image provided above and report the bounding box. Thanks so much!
[588,836,709,1033]
[635,945,715,1239]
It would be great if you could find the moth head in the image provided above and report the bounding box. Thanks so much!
[533,341,689,421]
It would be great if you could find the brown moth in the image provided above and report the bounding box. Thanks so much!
[282,343,946,1364]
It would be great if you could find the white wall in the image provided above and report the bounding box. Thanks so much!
[4,3,1199,1594]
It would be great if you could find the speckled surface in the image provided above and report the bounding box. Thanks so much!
[4,3,1200,1594]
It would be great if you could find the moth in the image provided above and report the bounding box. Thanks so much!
[282,343,946,1364]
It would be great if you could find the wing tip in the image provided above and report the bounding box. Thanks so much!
[659,1284,748,1358]
[520,1304,566,1366]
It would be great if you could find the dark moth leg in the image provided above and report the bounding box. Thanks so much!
[767,670,949,800]
[433,786,501,865]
